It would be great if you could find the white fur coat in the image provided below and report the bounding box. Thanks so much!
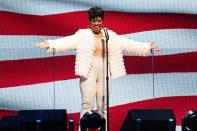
[47,28,151,79]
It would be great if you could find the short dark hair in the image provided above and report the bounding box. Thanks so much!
[88,7,104,21]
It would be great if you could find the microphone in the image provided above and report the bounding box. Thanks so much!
[103,28,109,41]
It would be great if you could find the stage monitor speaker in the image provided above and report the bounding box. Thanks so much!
[19,109,67,131]
[0,116,19,131]
[120,109,176,131]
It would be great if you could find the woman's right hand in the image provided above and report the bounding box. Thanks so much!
[36,41,49,49]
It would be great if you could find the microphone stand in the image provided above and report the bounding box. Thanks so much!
[151,49,155,99]
[52,48,56,109]
[42,38,56,109]
[103,28,110,131]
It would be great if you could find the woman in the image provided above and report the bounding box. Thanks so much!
[36,6,160,129]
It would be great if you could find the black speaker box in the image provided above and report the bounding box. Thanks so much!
[19,109,67,131]
[0,116,19,131]
[120,109,176,131]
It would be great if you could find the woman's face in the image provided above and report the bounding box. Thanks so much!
[89,17,103,34]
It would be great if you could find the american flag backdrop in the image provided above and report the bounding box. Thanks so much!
[0,0,197,130]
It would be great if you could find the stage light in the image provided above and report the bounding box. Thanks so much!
[80,110,105,131]
[182,110,197,131]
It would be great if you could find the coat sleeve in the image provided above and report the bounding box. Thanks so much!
[46,29,81,53]
[112,32,152,56]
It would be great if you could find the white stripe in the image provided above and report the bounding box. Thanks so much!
[176,126,181,131]
[0,72,196,113]
[0,29,197,61]
[0,0,197,15]
[0,35,76,60]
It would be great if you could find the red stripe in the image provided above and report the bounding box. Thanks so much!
[125,52,197,74]
[1,96,196,130]
[0,56,77,88]
[0,52,197,88]
[0,110,18,118]
[0,11,197,35]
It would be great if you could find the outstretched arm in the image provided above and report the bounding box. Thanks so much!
[36,30,81,53]
[114,33,160,56]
